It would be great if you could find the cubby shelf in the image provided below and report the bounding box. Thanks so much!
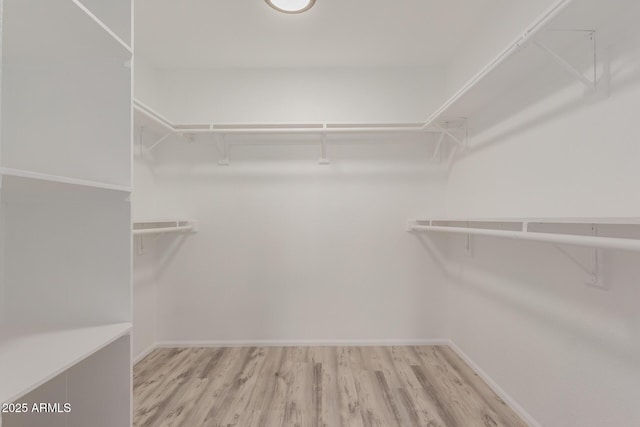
[0,323,132,405]
[0,167,132,193]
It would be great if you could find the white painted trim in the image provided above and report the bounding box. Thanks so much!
[447,340,542,427]
[155,338,450,348]
[133,344,158,365]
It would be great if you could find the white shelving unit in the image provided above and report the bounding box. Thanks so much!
[405,0,640,263]
[0,0,132,426]
[407,218,640,252]
[133,97,444,166]
[134,98,434,136]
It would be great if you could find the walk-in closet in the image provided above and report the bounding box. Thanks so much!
[1,0,639,426]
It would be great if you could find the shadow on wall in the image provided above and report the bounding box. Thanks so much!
[438,233,640,368]
[413,234,451,277]
[135,129,449,172]
[153,233,191,277]
[451,35,640,168]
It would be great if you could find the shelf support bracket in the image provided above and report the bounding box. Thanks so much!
[465,234,473,257]
[431,132,446,163]
[217,135,230,166]
[552,225,606,289]
[137,125,172,153]
[434,119,468,150]
[137,235,145,256]
[464,221,473,257]
[532,32,597,91]
[148,133,171,152]
[319,134,330,165]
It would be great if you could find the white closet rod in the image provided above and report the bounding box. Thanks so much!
[133,100,440,135]
[132,226,193,236]
[410,225,640,252]
[182,127,438,135]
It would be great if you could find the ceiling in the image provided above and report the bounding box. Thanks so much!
[135,0,502,69]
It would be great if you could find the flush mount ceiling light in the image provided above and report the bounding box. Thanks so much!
[265,0,316,14]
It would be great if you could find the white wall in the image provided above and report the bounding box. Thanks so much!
[155,67,444,123]
[132,67,450,346]
[444,23,640,427]
[149,141,449,344]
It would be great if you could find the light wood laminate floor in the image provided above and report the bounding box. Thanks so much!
[134,346,526,427]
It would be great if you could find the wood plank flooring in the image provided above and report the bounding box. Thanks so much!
[133,346,527,427]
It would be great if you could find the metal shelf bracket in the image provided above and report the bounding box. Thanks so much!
[548,223,606,289]
[319,133,330,165]
[434,119,468,151]
[552,244,605,289]
[431,132,447,163]
[533,30,597,91]
[148,133,172,152]
[138,126,173,154]
[217,135,230,166]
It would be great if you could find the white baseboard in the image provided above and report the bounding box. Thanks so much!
[133,343,158,364]
[447,340,541,427]
[155,338,450,348]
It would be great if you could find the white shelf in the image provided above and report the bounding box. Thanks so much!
[133,220,197,236]
[133,98,434,136]
[408,218,640,252]
[0,323,132,405]
[0,168,132,193]
[422,217,640,225]
[423,0,636,128]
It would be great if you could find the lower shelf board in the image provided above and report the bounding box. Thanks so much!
[0,322,132,405]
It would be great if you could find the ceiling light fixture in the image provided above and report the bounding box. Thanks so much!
[265,0,316,14]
